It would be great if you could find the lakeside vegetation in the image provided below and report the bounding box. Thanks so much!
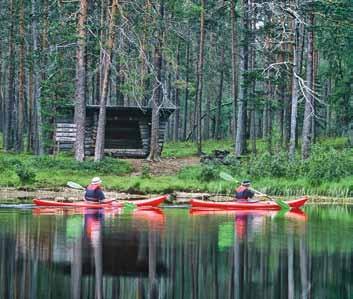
[0,0,352,200]
[0,137,352,198]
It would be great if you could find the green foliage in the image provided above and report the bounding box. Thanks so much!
[178,165,201,180]
[27,156,132,175]
[14,163,36,185]
[317,137,350,150]
[198,164,219,182]
[163,139,234,158]
[141,164,151,178]
[246,152,289,178]
[0,152,132,188]
[305,146,353,184]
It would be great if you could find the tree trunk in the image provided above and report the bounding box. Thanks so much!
[147,0,164,161]
[32,0,44,155]
[289,16,300,159]
[94,0,118,161]
[250,46,256,154]
[230,0,238,150]
[74,0,89,161]
[4,0,15,151]
[182,40,190,141]
[215,44,225,140]
[196,0,206,155]
[17,0,25,152]
[267,97,272,154]
[0,34,3,134]
[235,0,248,157]
[27,64,34,152]
[325,78,331,136]
[301,14,314,159]
[173,43,180,141]
[311,49,318,143]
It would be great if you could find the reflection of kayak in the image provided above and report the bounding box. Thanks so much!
[33,199,115,209]
[32,207,122,217]
[190,208,307,221]
[133,207,165,225]
[33,195,168,208]
[190,196,308,210]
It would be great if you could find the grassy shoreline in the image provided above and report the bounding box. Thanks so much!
[0,138,352,198]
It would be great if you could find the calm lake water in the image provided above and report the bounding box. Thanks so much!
[0,204,352,299]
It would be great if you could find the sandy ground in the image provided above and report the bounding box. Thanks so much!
[128,156,200,176]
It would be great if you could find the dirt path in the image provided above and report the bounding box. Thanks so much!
[128,156,200,176]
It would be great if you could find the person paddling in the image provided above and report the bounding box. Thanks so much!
[235,180,255,202]
[84,177,106,202]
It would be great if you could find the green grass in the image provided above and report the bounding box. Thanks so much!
[0,137,352,197]
[0,152,132,189]
[163,139,234,158]
[163,137,351,158]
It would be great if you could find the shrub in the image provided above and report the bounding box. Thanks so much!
[245,152,289,178]
[198,164,219,182]
[0,156,22,170]
[141,164,151,178]
[28,156,132,175]
[14,163,36,185]
[305,146,353,184]
[178,166,201,180]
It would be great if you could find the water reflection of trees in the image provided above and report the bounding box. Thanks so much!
[0,207,352,298]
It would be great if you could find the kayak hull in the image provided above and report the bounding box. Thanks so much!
[190,196,308,210]
[33,195,168,209]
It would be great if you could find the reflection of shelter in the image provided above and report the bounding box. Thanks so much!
[60,234,166,276]
[17,214,166,278]
[55,105,174,158]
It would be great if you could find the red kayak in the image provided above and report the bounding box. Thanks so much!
[190,196,308,210]
[33,195,168,209]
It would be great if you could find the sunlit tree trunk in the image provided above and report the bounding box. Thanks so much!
[173,43,180,141]
[4,0,15,151]
[94,0,118,161]
[215,44,225,140]
[195,0,206,155]
[302,13,314,159]
[230,0,238,148]
[17,0,25,152]
[0,34,3,134]
[235,0,248,156]
[183,39,190,141]
[289,15,300,159]
[147,0,164,161]
[74,0,89,161]
[32,0,44,155]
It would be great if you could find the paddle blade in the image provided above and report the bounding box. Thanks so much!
[67,181,85,190]
[275,199,290,210]
[220,172,237,182]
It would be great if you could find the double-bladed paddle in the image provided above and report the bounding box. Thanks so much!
[66,181,137,209]
[67,181,85,190]
[219,172,290,210]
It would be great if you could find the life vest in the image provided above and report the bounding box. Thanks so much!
[86,184,100,191]
[85,184,103,201]
[235,186,250,200]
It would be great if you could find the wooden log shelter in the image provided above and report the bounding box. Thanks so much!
[55,105,174,158]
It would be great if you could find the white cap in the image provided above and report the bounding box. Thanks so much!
[91,177,102,185]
